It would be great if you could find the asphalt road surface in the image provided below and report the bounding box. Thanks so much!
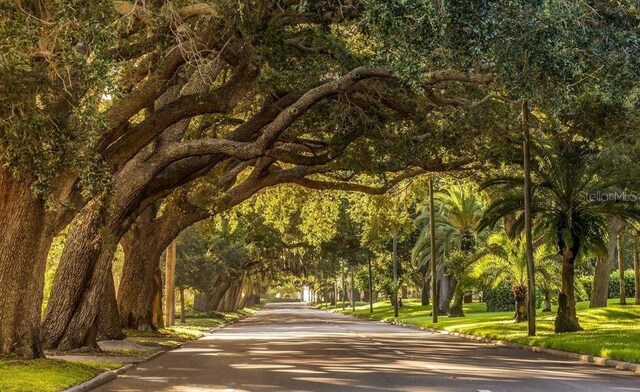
[96,303,640,392]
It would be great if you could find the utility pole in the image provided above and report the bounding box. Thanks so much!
[351,266,356,312]
[618,233,626,305]
[522,100,536,336]
[429,177,438,323]
[368,258,374,314]
[634,234,640,305]
[393,233,399,318]
[342,269,347,310]
[164,240,177,327]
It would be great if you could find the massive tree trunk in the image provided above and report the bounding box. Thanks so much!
[118,208,166,330]
[98,270,126,341]
[555,239,582,333]
[42,201,123,350]
[41,75,221,351]
[0,170,53,358]
[591,217,624,308]
[218,279,243,312]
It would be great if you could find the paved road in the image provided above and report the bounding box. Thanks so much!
[96,303,639,392]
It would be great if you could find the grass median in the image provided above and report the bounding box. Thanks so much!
[0,359,122,392]
[324,298,640,364]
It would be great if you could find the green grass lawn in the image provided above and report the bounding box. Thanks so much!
[0,359,121,392]
[328,298,640,363]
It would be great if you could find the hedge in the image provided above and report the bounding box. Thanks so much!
[484,285,543,312]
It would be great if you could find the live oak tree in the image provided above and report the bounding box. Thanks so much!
[37,0,500,354]
[6,0,634,359]
[21,0,404,355]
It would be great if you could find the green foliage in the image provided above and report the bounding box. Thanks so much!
[482,139,640,262]
[472,232,559,292]
[608,270,637,299]
[413,183,482,265]
[364,1,640,104]
[0,0,119,192]
[485,285,516,312]
[484,284,544,312]
[577,275,593,302]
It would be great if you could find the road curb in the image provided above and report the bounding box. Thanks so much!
[336,310,640,376]
[65,363,135,392]
[64,309,261,391]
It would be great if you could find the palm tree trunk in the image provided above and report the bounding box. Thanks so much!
[555,247,582,332]
[513,284,528,322]
[448,284,465,317]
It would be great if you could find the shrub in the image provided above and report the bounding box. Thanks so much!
[577,275,593,302]
[484,285,543,312]
[608,270,636,299]
[485,285,515,312]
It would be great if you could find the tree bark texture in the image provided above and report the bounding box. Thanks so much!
[513,284,528,323]
[97,268,127,341]
[218,279,244,312]
[0,170,53,358]
[179,287,186,323]
[448,283,465,317]
[555,240,583,333]
[41,201,123,351]
[591,217,624,308]
[118,208,166,330]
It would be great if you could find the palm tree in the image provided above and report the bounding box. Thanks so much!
[413,184,484,317]
[472,232,559,322]
[481,139,640,332]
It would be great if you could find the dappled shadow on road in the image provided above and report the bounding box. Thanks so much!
[98,303,640,392]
